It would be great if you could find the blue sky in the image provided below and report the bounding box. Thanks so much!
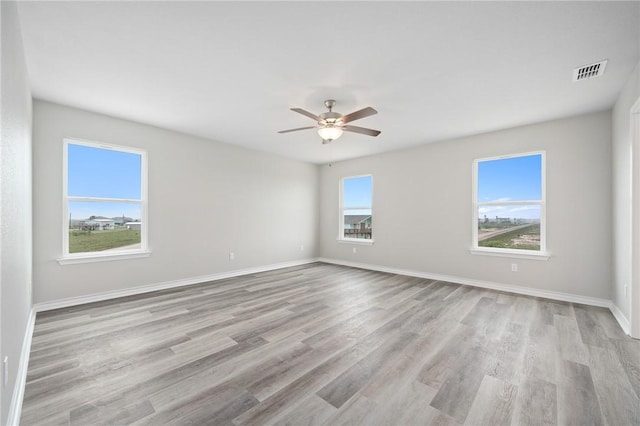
[68,145,539,221]
[478,154,542,220]
[478,154,541,201]
[68,143,142,220]
[343,175,372,216]
[341,157,542,220]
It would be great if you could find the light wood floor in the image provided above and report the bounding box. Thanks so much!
[21,263,640,425]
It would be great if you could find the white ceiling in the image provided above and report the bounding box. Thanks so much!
[16,1,640,164]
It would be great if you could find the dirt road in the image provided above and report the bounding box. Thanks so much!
[477,224,533,242]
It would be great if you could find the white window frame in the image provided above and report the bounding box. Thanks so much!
[58,138,150,264]
[338,174,374,245]
[470,151,549,260]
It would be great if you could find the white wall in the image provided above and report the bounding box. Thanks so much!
[1,2,33,424]
[320,111,612,300]
[32,100,319,304]
[612,62,640,321]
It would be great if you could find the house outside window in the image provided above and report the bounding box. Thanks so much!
[61,138,149,263]
[339,175,373,242]
[472,151,547,258]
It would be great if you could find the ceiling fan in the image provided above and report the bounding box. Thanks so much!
[278,100,381,144]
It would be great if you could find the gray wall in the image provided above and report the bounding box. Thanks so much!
[612,62,640,320]
[320,111,612,300]
[32,100,319,304]
[1,2,33,423]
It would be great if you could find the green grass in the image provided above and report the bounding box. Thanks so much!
[479,224,540,250]
[69,228,141,253]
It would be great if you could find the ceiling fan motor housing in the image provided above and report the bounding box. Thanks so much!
[278,99,380,141]
[319,111,343,125]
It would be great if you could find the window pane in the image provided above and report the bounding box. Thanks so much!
[477,205,540,250]
[343,176,372,208]
[68,143,142,199]
[343,209,372,239]
[478,154,541,202]
[68,201,142,253]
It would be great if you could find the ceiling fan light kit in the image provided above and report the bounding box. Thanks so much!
[317,125,343,143]
[279,99,381,144]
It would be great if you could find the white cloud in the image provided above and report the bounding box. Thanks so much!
[482,197,511,203]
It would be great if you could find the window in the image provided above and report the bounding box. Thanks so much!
[61,138,148,263]
[339,175,373,242]
[472,152,547,258]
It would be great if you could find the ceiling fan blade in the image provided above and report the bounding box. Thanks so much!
[278,126,316,134]
[341,107,378,124]
[291,108,321,122]
[343,125,381,137]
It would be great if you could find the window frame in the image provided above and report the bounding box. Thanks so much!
[338,174,374,245]
[471,151,549,260]
[59,138,150,264]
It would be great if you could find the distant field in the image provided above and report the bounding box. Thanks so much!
[69,228,141,253]
[479,223,540,250]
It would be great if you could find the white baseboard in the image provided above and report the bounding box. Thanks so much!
[11,258,318,425]
[34,258,320,312]
[318,257,638,335]
[15,255,632,426]
[609,302,631,335]
[7,308,36,426]
[321,258,640,336]
[318,257,612,308]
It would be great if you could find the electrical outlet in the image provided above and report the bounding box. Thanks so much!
[353,247,357,254]
[3,356,8,387]
[300,244,304,252]
[511,263,518,272]
[229,252,235,261]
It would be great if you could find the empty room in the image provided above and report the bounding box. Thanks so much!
[2,1,640,425]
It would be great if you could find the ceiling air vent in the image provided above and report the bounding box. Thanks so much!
[573,60,608,82]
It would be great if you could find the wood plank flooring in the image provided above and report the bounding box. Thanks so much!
[20,262,640,425]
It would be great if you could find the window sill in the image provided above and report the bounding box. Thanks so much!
[337,238,375,246]
[469,248,550,260]
[58,250,152,265]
